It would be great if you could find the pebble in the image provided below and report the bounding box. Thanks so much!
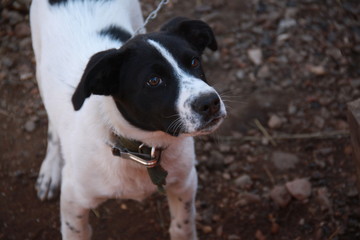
[268,114,283,129]
[235,69,245,80]
[307,65,326,75]
[255,229,266,240]
[205,150,224,170]
[271,151,299,170]
[270,185,292,207]
[285,178,312,201]
[201,225,212,234]
[313,116,325,129]
[228,235,241,240]
[350,79,360,88]
[15,22,31,38]
[257,65,270,79]
[236,192,261,206]
[247,48,262,65]
[277,18,297,33]
[288,103,297,115]
[234,174,253,189]
[277,33,290,43]
[316,187,332,211]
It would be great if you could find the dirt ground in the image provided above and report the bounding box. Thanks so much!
[1,0,360,239]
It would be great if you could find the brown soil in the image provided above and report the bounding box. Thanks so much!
[1,0,360,239]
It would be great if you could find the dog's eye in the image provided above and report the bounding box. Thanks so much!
[191,57,200,68]
[147,76,163,87]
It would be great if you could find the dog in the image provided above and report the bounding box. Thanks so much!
[30,0,226,239]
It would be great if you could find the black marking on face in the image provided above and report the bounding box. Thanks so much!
[110,35,184,135]
[184,219,189,224]
[99,25,132,43]
[177,223,182,229]
[178,197,183,202]
[73,17,219,136]
[65,221,80,233]
[49,0,112,6]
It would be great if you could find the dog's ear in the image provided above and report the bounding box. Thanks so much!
[72,48,125,111]
[161,17,217,53]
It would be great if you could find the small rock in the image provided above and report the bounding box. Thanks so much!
[216,225,223,237]
[313,116,325,129]
[236,192,261,206]
[195,4,212,13]
[202,225,212,234]
[288,103,297,115]
[271,221,280,234]
[307,65,326,75]
[257,65,270,78]
[277,33,290,43]
[219,143,231,152]
[120,203,127,210]
[336,120,348,130]
[316,147,333,156]
[277,18,296,33]
[316,187,332,211]
[344,145,353,155]
[271,151,299,170]
[268,114,283,129]
[248,48,262,65]
[285,178,312,201]
[350,79,360,88]
[255,229,266,240]
[205,150,224,170]
[270,185,292,207]
[24,120,36,132]
[235,70,245,80]
[222,172,231,180]
[228,235,241,240]
[347,186,358,197]
[15,22,31,38]
[234,174,253,189]
[285,7,298,18]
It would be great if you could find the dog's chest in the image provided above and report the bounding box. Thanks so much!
[111,164,158,201]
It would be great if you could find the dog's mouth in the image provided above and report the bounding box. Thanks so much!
[189,113,226,136]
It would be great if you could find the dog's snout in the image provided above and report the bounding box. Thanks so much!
[191,93,221,118]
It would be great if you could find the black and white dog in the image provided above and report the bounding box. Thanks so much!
[30,0,226,239]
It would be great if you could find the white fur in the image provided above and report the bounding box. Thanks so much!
[31,1,199,239]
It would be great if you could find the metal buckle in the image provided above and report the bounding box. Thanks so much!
[120,152,159,168]
[109,141,160,168]
[139,143,160,160]
[114,144,159,168]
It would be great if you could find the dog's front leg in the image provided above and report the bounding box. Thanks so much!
[60,179,93,240]
[167,167,198,240]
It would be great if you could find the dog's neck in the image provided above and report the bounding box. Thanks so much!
[107,131,168,192]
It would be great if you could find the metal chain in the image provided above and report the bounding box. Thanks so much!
[134,0,170,35]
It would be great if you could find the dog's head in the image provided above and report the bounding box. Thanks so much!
[72,17,226,136]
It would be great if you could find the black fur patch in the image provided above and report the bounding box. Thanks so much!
[99,25,132,43]
[65,221,80,233]
[49,0,111,6]
[72,17,217,136]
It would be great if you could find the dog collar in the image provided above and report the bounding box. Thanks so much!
[107,133,168,193]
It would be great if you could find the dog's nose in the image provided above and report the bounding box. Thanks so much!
[191,92,221,119]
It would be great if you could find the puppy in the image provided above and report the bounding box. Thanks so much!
[30,0,226,239]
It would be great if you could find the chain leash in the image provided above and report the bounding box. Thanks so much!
[134,0,170,35]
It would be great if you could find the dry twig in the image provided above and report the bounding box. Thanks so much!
[217,130,349,143]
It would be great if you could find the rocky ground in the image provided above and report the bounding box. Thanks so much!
[1,0,360,239]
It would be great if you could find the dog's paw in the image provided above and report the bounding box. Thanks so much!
[35,156,62,201]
